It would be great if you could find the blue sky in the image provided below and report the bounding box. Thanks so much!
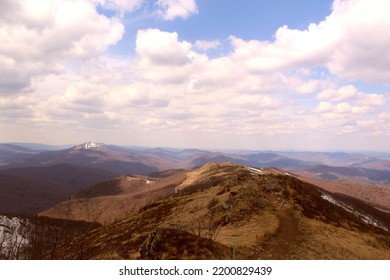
[1,0,390,151]
[107,1,333,56]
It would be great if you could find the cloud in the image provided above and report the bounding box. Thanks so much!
[134,29,203,84]
[194,40,221,51]
[228,0,390,84]
[316,101,371,114]
[2,0,390,150]
[295,79,321,95]
[157,0,198,20]
[0,0,124,94]
[228,19,338,73]
[28,25,383,141]
[136,29,192,66]
[318,85,386,105]
[327,0,390,83]
[95,0,143,15]
[229,95,281,109]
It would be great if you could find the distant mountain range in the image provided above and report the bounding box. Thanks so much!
[0,144,39,166]
[1,143,390,259]
[1,141,390,216]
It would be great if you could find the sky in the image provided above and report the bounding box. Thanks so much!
[1,0,390,151]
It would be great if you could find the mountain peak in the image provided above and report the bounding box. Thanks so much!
[73,141,102,150]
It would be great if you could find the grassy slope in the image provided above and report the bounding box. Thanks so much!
[46,163,390,260]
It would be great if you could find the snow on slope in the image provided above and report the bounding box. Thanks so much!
[0,215,30,259]
[73,141,102,150]
[321,194,388,232]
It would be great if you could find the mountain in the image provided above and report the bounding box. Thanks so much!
[188,152,248,167]
[0,144,38,166]
[0,174,72,215]
[1,142,161,175]
[39,171,187,224]
[2,141,390,217]
[39,162,389,260]
[303,165,390,183]
[140,147,209,160]
[9,142,384,177]
[7,143,74,151]
[0,162,120,216]
[0,163,118,191]
[278,151,378,166]
[244,152,310,168]
[352,159,390,171]
[187,152,310,170]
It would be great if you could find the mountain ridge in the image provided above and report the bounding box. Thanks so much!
[1,142,390,220]
[39,162,390,260]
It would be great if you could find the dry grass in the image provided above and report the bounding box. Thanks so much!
[290,217,390,259]
[217,212,279,247]
[175,162,238,192]
[41,162,390,260]
[40,173,186,224]
[296,174,390,212]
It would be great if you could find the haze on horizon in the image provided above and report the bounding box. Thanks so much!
[1,0,390,152]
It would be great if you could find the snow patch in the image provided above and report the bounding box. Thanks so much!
[0,215,30,259]
[247,167,263,175]
[126,177,154,185]
[84,141,100,149]
[321,194,388,232]
[73,141,101,150]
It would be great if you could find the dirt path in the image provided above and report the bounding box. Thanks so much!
[254,208,299,259]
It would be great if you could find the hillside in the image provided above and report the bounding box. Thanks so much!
[0,163,119,216]
[0,163,118,191]
[0,174,72,215]
[296,175,390,213]
[43,162,390,260]
[39,172,187,224]
[306,165,390,183]
[0,144,38,166]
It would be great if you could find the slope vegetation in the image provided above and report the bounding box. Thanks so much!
[40,172,186,224]
[0,174,72,215]
[44,162,390,260]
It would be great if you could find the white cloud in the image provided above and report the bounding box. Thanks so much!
[2,0,390,150]
[228,18,339,73]
[0,0,124,94]
[318,85,357,101]
[95,0,143,15]
[327,0,390,83]
[356,119,377,127]
[228,0,390,84]
[136,29,192,66]
[194,40,221,51]
[379,112,390,120]
[316,101,371,114]
[295,79,321,95]
[157,0,198,20]
[317,85,386,105]
[25,25,385,144]
[229,95,281,109]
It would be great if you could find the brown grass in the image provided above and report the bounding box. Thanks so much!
[296,174,390,212]
[39,173,186,224]
[40,163,390,260]
[290,217,390,259]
